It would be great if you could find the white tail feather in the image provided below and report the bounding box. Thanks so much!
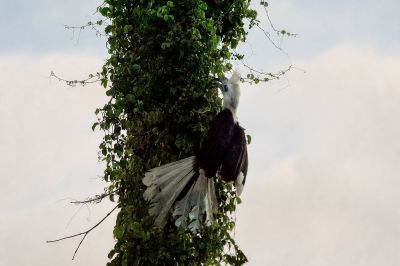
[206,177,218,222]
[174,169,217,232]
[187,171,207,231]
[143,157,218,231]
[143,156,195,227]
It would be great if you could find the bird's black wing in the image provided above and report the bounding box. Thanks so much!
[220,124,248,183]
[196,109,235,177]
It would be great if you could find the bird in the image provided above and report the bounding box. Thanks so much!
[142,71,248,231]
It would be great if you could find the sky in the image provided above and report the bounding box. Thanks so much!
[1,0,400,265]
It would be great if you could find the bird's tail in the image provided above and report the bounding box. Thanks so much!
[142,156,217,231]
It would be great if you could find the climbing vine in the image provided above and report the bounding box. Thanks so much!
[49,0,295,265]
[95,1,256,264]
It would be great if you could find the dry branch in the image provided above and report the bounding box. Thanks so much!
[47,205,118,260]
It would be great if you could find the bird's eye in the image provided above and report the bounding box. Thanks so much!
[223,85,228,92]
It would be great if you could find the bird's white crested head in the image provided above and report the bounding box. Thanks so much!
[220,70,241,119]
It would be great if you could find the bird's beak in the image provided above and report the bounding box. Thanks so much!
[217,76,227,93]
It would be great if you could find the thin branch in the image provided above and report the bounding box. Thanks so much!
[50,71,101,87]
[239,59,293,83]
[254,23,286,54]
[47,205,118,260]
[265,7,279,33]
[245,5,298,66]
[72,233,88,260]
[245,16,289,56]
[236,8,301,84]
[70,189,118,205]
[63,21,107,37]
[65,204,90,229]
[263,6,298,38]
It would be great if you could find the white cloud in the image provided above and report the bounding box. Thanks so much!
[2,44,400,266]
[0,53,108,207]
[236,44,400,265]
[0,53,114,266]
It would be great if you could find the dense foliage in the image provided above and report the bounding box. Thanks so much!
[95,0,258,264]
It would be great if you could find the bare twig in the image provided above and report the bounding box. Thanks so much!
[237,5,301,85]
[264,7,297,38]
[63,21,106,38]
[65,204,91,229]
[254,23,286,54]
[70,189,118,205]
[264,7,279,34]
[50,71,101,87]
[47,205,118,260]
[239,59,293,83]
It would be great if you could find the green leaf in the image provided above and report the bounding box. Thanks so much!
[107,249,116,260]
[123,24,133,33]
[98,7,110,16]
[246,134,252,145]
[92,122,99,131]
[246,73,254,80]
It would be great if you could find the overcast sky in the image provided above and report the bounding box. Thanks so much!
[1,0,400,265]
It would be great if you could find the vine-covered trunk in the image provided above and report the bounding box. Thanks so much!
[96,0,256,264]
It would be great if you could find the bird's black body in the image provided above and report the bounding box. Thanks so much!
[220,122,248,184]
[196,108,247,182]
[196,108,235,178]
[178,108,248,201]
